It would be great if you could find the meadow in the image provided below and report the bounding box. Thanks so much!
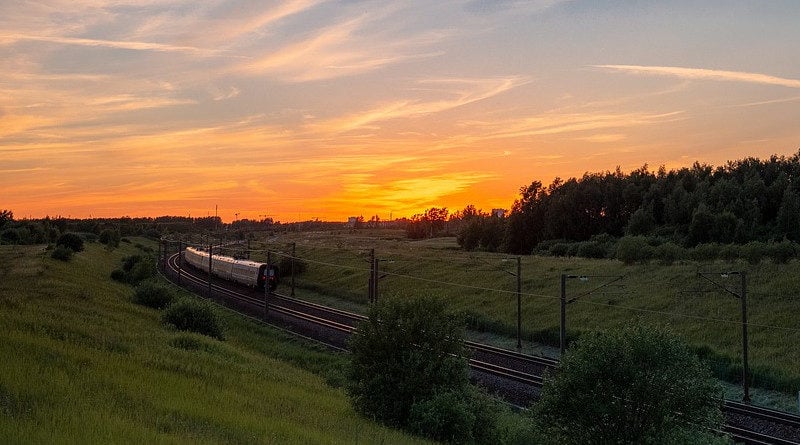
[251,229,800,406]
[0,241,432,444]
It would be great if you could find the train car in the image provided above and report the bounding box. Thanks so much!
[184,246,278,290]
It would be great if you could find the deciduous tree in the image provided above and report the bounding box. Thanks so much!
[535,323,724,445]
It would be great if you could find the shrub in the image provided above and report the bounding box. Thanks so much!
[162,299,224,340]
[110,269,126,282]
[98,229,121,249]
[347,296,470,429]
[614,236,652,265]
[408,390,475,443]
[576,241,609,259]
[718,244,741,263]
[115,254,155,285]
[769,240,796,264]
[132,281,175,309]
[742,241,767,265]
[127,257,155,285]
[548,242,571,257]
[56,232,84,252]
[408,389,505,444]
[51,245,73,261]
[689,243,721,262]
[535,323,723,444]
[653,242,684,265]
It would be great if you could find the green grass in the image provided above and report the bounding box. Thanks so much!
[255,230,800,400]
[0,242,432,444]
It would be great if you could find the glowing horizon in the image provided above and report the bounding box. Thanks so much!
[2,1,799,223]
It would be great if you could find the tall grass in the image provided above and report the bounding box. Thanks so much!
[260,230,800,397]
[0,243,431,444]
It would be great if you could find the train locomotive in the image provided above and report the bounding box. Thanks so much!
[183,246,279,291]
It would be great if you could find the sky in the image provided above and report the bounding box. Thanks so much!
[2,1,800,223]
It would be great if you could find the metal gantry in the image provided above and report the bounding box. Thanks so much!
[698,271,750,404]
[560,273,624,355]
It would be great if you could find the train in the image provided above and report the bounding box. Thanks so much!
[183,246,279,291]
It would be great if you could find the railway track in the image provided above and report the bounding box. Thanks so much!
[162,251,800,444]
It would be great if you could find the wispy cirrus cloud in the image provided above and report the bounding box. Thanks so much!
[592,65,800,89]
[459,110,684,141]
[0,33,219,55]
[237,12,447,82]
[313,76,529,132]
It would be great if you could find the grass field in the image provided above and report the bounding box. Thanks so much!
[0,241,432,444]
[247,229,800,405]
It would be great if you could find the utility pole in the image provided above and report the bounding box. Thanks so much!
[265,250,272,319]
[516,256,522,351]
[560,274,567,355]
[698,271,750,403]
[560,274,624,355]
[177,241,183,284]
[368,249,375,303]
[290,242,296,296]
[207,243,213,298]
[373,255,380,302]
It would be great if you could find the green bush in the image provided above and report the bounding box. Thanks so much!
[742,241,767,265]
[408,390,475,443]
[689,243,721,262]
[614,236,653,265]
[407,387,503,444]
[548,243,571,257]
[127,257,155,284]
[51,245,73,261]
[98,229,121,249]
[115,254,155,285]
[535,323,723,444]
[718,244,741,263]
[162,299,224,340]
[576,241,609,259]
[132,281,175,309]
[653,242,684,265]
[347,296,470,430]
[769,240,796,264]
[56,232,84,252]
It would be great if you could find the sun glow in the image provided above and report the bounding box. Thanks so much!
[2,1,799,222]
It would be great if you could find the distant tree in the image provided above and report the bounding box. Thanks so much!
[406,207,449,239]
[505,181,548,254]
[0,209,12,228]
[535,323,724,445]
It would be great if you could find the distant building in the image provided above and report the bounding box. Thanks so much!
[347,216,359,227]
[491,208,506,218]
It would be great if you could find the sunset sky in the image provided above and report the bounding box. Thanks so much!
[3,1,800,222]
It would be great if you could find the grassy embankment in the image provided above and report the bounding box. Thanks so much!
[0,240,431,444]
[253,230,800,404]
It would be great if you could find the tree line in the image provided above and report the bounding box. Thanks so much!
[406,151,800,258]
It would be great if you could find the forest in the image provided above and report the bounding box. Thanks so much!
[409,151,800,260]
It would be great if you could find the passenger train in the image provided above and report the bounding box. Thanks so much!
[183,246,279,291]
